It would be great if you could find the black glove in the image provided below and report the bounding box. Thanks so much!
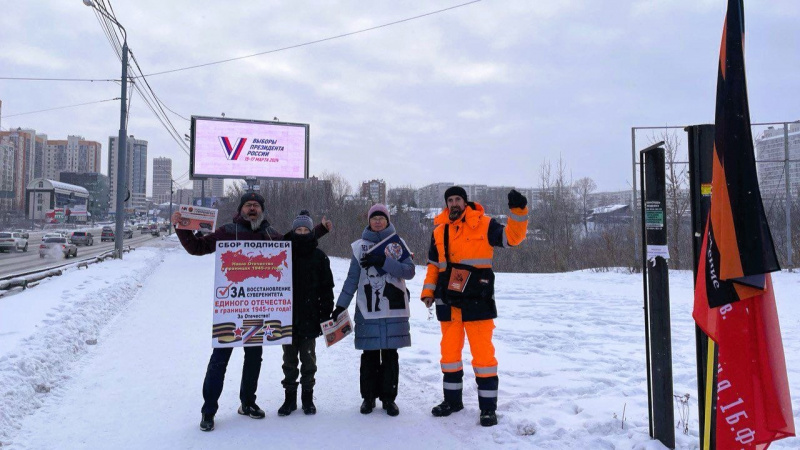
[508,189,527,209]
[331,306,346,321]
[359,252,386,269]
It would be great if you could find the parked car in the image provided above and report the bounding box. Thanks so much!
[0,232,28,252]
[101,226,114,242]
[70,231,94,246]
[39,237,77,259]
[13,229,30,239]
[123,227,133,238]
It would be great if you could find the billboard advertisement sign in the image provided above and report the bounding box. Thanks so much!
[190,116,309,180]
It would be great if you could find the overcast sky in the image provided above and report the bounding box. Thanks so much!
[1,0,798,196]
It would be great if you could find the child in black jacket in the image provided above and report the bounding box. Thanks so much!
[278,211,335,416]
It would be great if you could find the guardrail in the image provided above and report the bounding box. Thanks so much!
[0,246,135,293]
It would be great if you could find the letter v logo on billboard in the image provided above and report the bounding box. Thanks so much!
[218,137,247,160]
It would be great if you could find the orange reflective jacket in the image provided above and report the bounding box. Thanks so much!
[421,202,528,321]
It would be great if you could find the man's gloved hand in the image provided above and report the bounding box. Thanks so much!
[331,306,346,321]
[508,189,527,209]
[360,252,386,269]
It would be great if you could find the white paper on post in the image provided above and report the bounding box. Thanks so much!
[212,240,293,348]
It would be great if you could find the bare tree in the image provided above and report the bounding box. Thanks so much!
[573,177,597,235]
[318,170,353,204]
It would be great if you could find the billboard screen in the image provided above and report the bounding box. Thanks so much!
[190,116,309,179]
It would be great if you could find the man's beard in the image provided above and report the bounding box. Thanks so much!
[247,213,265,230]
[448,207,463,221]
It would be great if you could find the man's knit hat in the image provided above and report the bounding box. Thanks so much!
[444,186,468,203]
[291,210,314,232]
[367,203,390,223]
[238,192,265,212]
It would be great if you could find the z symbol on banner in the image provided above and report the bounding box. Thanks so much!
[218,136,247,160]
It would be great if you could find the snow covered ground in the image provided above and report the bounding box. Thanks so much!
[1,238,799,449]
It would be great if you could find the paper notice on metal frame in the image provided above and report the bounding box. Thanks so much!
[212,240,293,348]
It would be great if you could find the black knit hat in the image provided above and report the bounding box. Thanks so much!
[444,186,468,203]
[238,192,265,212]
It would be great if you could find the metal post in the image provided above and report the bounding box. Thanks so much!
[168,178,174,235]
[640,142,675,449]
[784,123,793,269]
[201,179,206,207]
[632,127,638,267]
[686,124,716,450]
[114,40,128,259]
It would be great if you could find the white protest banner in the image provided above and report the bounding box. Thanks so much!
[212,240,293,347]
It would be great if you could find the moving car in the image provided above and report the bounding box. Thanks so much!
[101,226,114,242]
[13,229,30,239]
[123,227,133,239]
[150,224,160,237]
[39,237,77,259]
[0,232,28,252]
[70,231,94,246]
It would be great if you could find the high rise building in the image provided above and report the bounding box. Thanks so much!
[45,136,102,180]
[0,134,14,211]
[0,128,35,211]
[108,135,147,212]
[756,123,800,200]
[360,179,386,204]
[152,157,172,204]
[175,188,194,205]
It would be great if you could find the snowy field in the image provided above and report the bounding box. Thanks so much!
[1,238,799,449]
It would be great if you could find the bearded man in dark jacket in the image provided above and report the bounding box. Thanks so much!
[172,192,331,432]
[276,211,334,417]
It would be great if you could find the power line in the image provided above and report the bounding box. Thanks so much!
[0,76,118,82]
[0,98,120,119]
[138,0,483,78]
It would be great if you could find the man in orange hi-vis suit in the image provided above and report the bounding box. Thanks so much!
[421,186,528,427]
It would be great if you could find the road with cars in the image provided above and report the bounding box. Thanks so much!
[0,226,165,278]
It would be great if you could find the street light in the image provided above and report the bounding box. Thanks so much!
[84,0,128,258]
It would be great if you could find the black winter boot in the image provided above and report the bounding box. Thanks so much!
[382,400,399,417]
[360,398,376,414]
[278,388,297,416]
[480,410,498,427]
[301,389,316,415]
[431,400,464,417]
[199,413,215,431]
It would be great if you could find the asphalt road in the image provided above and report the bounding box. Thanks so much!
[0,227,163,278]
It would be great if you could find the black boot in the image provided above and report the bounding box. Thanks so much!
[480,410,498,427]
[360,398,375,414]
[382,400,399,417]
[199,413,215,432]
[431,400,464,417]
[278,388,297,416]
[301,389,316,415]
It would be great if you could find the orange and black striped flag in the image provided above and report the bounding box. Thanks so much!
[701,0,779,309]
[692,1,794,448]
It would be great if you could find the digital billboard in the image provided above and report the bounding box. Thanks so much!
[190,116,309,180]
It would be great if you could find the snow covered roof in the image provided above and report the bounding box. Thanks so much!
[590,204,628,215]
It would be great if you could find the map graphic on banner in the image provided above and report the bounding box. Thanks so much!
[212,241,293,348]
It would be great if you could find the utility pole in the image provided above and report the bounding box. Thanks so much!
[168,178,174,234]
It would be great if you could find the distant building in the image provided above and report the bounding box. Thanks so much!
[0,136,14,211]
[388,187,417,207]
[415,182,454,208]
[360,179,386,204]
[175,188,194,205]
[756,123,800,199]
[45,135,102,180]
[108,135,147,213]
[0,128,35,211]
[59,172,110,220]
[152,157,172,204]
[25,178,89,223]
